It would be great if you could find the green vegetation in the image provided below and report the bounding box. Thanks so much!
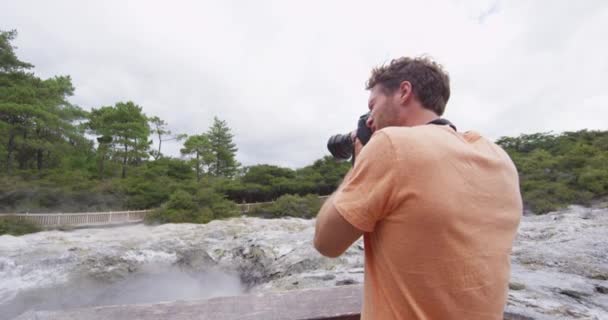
[497,131,608,214]
[249,194,322,219]
[1,29,607,236]
[0,30,351,231]
[0,216,41,236]
[144,187,238,224]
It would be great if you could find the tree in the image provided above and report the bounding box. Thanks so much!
[0,30,88,173]
[296,156,351,195]
[148,116,169,160]
[0,30,33,73]
[206,117,239,178]
[181,134,213,181]
[1,30,34,173]
[497,129,608,213]
[87,102,151,178]
[148,116,186,160]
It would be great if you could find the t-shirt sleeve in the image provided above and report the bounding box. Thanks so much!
[333,131,397,232]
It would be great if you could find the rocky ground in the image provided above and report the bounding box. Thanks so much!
[1,205,607,319]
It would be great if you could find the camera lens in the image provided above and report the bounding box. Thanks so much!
[327,133,353,160]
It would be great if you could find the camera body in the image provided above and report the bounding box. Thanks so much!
[327,113,372,161]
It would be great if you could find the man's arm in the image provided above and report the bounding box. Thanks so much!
[314,192,364,258]
[314,138,365,258]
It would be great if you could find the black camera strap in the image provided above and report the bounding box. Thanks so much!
[427,118,457,131]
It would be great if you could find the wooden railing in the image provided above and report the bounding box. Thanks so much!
[0,210,150,228]
[13,285,532,320]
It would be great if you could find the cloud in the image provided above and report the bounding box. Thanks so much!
[2,0,607,168]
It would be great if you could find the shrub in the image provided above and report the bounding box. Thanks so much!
[250,194,321,219]
[0,216,41,236]
[145,188,238,224]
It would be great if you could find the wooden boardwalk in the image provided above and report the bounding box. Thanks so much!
[14,285,532,320]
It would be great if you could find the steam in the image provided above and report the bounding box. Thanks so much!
[1,265,244,320]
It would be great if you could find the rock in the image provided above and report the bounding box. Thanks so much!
[229,244,276,287]
[283,258,323,276]
[595,285,608,294]
[509,282,526,291]
[305,274,335,281]
[3,208,608,319]
[336,279,358,286]
[559,289,590,300]
[175,249,216,270]
[589,273,608,281]
[81,255,138,282]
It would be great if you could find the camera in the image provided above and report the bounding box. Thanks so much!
[327,113,373,161]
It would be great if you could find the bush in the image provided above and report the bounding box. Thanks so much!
[250,194,321,219]
[195,187,239,219]
[145,188,238,224]
[0,216,41,236]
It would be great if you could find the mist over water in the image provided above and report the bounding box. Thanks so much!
[1,265,244,320]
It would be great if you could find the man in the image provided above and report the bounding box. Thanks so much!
[314,56,522,319]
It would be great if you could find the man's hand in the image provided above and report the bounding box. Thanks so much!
[354,136,364,159]
[350,131,365,164]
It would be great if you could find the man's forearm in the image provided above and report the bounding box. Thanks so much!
[314,168,362,258]
[317,193,337,222]
[318,168,353,216]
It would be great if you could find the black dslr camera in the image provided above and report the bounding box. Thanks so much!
[327,113,373,161]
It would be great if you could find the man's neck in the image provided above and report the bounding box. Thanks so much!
[404,109,440,127]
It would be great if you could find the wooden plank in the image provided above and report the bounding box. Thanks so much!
[13,285,532,320]
[14,286,362,320]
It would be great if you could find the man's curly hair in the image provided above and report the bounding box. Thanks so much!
[366,56,450,116]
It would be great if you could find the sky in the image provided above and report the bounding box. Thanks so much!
[1,0,607,168]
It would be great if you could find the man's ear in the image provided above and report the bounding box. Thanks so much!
[399,81,413,104]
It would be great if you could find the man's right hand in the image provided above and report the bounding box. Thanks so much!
[353,137,364,160]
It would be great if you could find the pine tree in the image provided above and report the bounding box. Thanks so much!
[87,101,151,178]
[206,117,239,178]
[181,134,213,181]
[1,30,88,174]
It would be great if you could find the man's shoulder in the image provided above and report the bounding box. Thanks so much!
[376,126,512,163]
[375,125,452,148]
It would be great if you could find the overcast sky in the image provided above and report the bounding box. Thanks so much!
[2,0,607,168]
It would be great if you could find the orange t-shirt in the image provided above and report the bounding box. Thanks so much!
[333,125,522,320]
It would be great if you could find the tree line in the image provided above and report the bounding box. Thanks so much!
[497,130,608,214]
[1,29,607,230]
